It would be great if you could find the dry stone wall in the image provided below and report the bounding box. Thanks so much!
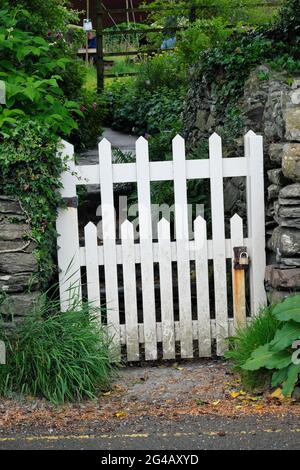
[0,196,40,327]
[183,65,300,303]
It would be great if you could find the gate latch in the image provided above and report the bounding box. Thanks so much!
[233,246,250,270]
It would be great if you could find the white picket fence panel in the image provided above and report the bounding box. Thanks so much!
[56,131,266,361]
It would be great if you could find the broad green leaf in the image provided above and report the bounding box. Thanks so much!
[269,321,300,352]
[282,364,300,397]
[23,87,38,101]
[271,367,289,387]
[243,344,292,371]
[273,295,300,322]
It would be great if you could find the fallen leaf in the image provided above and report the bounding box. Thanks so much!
[271,388,285,401]
[115,411,127,418]
[253,404,264,410]
[247,396,259,402]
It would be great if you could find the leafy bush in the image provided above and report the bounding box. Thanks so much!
[105,76,185,130]
[226,306,281,391]
[242,296,300,397]
[146,0,280,28]
[177,17,235,65]
[0,4,81,136]
[70,91,109,152]
[9,0,78,34]
[0,297,117,404]
[135,53,186,92]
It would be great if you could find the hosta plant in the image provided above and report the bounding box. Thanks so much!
[243,295,300,397]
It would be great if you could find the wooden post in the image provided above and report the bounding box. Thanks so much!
[85,0,90,65]
[96,0,104,92]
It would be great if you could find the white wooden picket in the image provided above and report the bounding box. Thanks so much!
[56,131,266,361]
[158,218,176,360]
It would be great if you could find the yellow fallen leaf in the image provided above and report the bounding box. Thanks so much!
[115,411,127,418]
[239,390,247,396]
[212,400,220,406]
[230,391,240,399]
[102,391,111,396]
[247,395,259,402]
[271,388,284,400]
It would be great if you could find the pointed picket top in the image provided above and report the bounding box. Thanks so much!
[136,135,148,145]
[230,213,243,237]
[172,134,185,161]
[230,213,243,226]
[136,135,149,162]
[194,215,206,230]
[172,134,185,146]
[136,135,148,152]
[84,221,97,235]
[245,129,256,138]
[209,132,221,143]
[99,137,111,146]
[98,137,112,154]
[60,139,74,157]
[121,219,134,239]
[158,217,170,240]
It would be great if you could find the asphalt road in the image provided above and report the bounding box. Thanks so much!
[1,414,300,450]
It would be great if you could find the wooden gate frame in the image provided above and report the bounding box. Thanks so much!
[56,131,266,360]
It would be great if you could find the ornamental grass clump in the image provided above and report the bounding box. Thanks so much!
[0,295,117,404]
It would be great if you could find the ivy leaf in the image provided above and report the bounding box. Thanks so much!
[282,364,300,397]
[273,295,300,322]
[242,344,292,371]
[269,321,300,352]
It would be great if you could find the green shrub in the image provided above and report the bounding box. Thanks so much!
[177,17,235,65]
[70,91,109,152]
[226,306,281,391]
[135,53,186,92]
[0,4,81,137]
[9,0,78,34]
[104,80,185,148]
[242,295,300,397]
[0,297,117,404]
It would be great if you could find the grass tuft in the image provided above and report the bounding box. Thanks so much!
[0,295,117,404]
[226,306,281,391]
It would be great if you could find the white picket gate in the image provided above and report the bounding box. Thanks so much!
[56,131,266,361]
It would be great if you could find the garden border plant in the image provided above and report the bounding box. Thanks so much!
[0,292,117,404]
[227,295,300,398]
